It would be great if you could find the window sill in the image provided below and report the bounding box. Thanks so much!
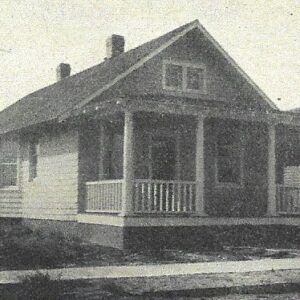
[162,89,212,100]
[0,186,20,192]
[215,183,244,189]
[163,86,207,94]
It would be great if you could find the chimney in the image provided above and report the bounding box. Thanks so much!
[106,35,125,59]
[56,63,71,81]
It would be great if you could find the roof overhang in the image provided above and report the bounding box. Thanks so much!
[69,97,300,127]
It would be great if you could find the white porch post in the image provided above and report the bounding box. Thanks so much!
[195,113,206,216]
[120,111,134,216]
[267,123,277,216]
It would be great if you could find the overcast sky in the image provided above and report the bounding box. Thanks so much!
[0,0,299,111]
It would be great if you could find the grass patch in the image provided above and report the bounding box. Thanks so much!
[0,222,123,270]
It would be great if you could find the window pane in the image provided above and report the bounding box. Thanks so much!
[111,133,123,179]
[0,138,18,163]
[187,67,204,91]
[165,64,183,89]
[0,137,18,187]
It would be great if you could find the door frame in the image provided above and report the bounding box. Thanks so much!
[147,129,181,180]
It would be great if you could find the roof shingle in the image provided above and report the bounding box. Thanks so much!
[0,21,195,134]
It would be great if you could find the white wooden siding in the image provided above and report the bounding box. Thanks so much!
[0,190,22,218]
[284,166,300,187]
[22,128,79,221]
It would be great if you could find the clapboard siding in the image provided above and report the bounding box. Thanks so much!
[284,166,300,186]
[0,190,22,218]
[22,126,79,221]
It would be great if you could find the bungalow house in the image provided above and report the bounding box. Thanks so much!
[0,20,299,250]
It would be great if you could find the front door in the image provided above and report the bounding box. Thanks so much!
[151,135,177,180]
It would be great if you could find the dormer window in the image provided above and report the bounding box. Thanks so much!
[165,64,183,89]
[163,60,206,93]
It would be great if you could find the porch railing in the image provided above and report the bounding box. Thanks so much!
[277,184,300,215]
[85,180,123,213]
[133,179,196,213]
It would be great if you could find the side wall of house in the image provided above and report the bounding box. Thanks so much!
[21,125,79,221]
[0,190,22,218]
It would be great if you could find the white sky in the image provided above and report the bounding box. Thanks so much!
[0,0,299,111]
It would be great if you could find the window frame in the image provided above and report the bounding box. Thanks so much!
[214,126,244,188]
[162,60,207,94]
[0,135,20,191]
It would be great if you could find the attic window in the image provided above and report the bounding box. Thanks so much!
[163,60,206,93]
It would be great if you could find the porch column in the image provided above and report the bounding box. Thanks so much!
[267,123,277,216]
[195,113,207,216]
[120,111,134,216]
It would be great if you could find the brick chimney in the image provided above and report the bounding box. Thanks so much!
[106,35,125,59]
[56,63,71,81]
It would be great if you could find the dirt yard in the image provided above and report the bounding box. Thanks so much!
[0,221,300,271]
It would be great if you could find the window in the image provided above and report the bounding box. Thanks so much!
[0,136,19,188]
[215,125,243,186]
[186,66,205,91]
[29,140,39,181]
[163,60,206,93]
[103,130,123,179]
[165,64,183,89]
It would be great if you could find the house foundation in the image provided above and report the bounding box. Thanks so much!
[20,216,300,251]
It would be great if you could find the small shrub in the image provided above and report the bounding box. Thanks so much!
[0,226,86,269]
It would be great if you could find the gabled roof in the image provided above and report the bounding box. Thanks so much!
[0,19,277,135]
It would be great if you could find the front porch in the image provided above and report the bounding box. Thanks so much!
[78,103,300,219]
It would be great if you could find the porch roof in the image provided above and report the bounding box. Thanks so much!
[79,97,300,126]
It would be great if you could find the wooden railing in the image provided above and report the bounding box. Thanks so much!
[133,179,196,213]
[277,184,300,215]
[85,180,123,213]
